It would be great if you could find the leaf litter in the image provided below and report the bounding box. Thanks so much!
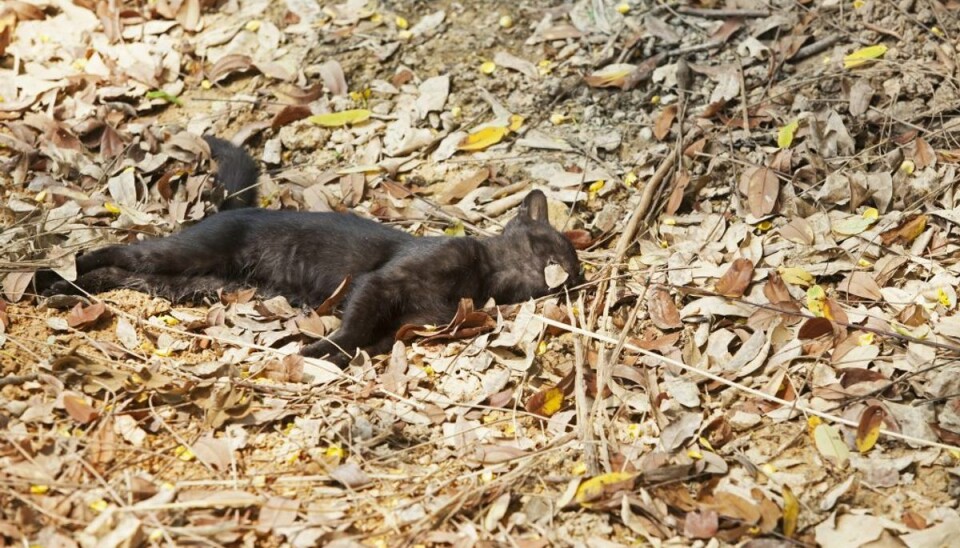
[1,0,960,545]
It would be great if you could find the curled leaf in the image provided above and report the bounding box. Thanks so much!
[843,44,887,69]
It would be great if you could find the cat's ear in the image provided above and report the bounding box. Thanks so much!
[518,190,549,224]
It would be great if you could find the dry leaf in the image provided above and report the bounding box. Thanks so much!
[855,405,885,453]
[63,392,99,424]
[647,288,682,329]
[457,126,509,151]
[654,104,678,141]
[813,423,850,467]
[66,301,109,330]
[742,167,779,217]
[782,485,799,537]
[575,472,637,506]
[584,63,638,89]
[715,258,754,297]
[308,109,372,128]
[879,214,927,246]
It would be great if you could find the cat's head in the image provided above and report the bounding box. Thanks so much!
[488,190,582,303]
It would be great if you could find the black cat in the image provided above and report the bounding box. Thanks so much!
[44,137,582,366]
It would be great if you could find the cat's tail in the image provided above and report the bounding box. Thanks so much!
[202,135,259,210]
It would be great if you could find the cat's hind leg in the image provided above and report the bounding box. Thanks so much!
[45,267,245,303]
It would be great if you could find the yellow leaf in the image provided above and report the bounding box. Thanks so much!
[457,126,509,151]
[443,221,466,237]
[777,119,799,149]
[862,207,879,220]
[575,471,636,505]
[779,266,813,287]
[508,114,525,132]
[540,387,564,416]
[395,16,408,29]
[855,405,885,454]
[807,285,827,317]
[30,484,49,495]
[832,214,875,236]
[813,423,850,467]
[307,109,372,127]
[844,45,887,69]
[782,485,799,537]
[104,202,121,214]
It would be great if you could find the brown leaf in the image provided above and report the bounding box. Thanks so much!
[66,301,109,329]
[715,258,754,297]
[315,276,351,316]
[665,170,691,215]
[208,54,255,83]
[798,317,834,339]
[684,510,719,539]
[743,166,779,217]
[912,137,936,169]
[63,392,99,424]
[879,214,927,246]
[276,83,324,105]
[525,385,566,417]
[270,105,311,131]
[763,272,794,305]
[855,404,885,453]
[781,216,815,245]
[396,298,495,344]
[654,104,678,141]
[99,123,126,159]
[838,271,882,301]
[647,288,682,329]
[438,167,490,204]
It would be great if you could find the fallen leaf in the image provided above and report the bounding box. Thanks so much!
[855,405,885,453]
[715,258,754,297]
[2,271,33,302]
[879,214,927,246]
[782,485,799,537]
[525,385,565,417]
[742,167,779,217]
[308,109,372,128]
[544,264,569,289]
[648,288,682,329]
[66,301,109,329]
[813,423,850,467]
[778,119,799,149]
[584,63,638,89]
[457,126,509,151]
[575,471,637,506]
[684,510,719,539]
[63,392,99,424]
[654,104,678,141]
[844,44,887,69]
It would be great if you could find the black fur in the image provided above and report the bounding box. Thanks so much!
[44,138,582,366]
[203,135,259,210]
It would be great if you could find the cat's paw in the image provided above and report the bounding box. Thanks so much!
[42,280,80,297]
[301,340,352,368]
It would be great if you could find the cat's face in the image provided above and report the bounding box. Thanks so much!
[497,190,582,299]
